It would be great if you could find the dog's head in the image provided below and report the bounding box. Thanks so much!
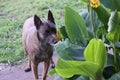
[34,10,58,45]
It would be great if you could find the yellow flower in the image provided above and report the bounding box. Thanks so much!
[62,38,64,42]
[89,0,100,8]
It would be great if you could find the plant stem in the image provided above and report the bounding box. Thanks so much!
[112,43,118,71]
[89,7,95,38]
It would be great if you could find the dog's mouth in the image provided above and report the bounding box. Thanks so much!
[52,31,60,42]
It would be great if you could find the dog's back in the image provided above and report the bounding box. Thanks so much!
[22,17,40,56]
[22,17,34,36]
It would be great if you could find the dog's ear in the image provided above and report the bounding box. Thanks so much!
[48,10,55,24]
[34,15,42,30]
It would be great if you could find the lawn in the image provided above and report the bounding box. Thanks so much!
[0,0,86,63]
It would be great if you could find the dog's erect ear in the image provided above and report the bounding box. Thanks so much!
[34,15,42,30]
[48,10,55,24]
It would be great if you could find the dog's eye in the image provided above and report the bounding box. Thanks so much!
[46,30,50,34]
[51,28,56,34]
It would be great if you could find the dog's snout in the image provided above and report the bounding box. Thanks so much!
[52,32,60,42]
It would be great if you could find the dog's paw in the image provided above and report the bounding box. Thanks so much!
[24,68,31,72]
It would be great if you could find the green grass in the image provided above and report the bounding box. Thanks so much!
[0,0,86,63]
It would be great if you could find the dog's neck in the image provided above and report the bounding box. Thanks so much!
[36,31,50,46]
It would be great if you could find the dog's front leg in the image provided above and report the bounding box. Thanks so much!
[25,59,31,72]
[42,60,50,80]
[31,61,39,80]
[51,58,55,68]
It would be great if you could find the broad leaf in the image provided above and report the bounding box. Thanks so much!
[105,53,114,67]
[100,0,120,11]
[109,71,120,80]
[93,4,110,27]
[103,54,116,79]
[58,26,68,39]
[65,7,88,46]
[49,69,56,76]
[80,9,103,39]
[76,76,89,80]
[88,8,103,36]
[84,39,107,70]
[79,10,88,19]
[53,74,67,80]
[103,66,116,79]
[105,53,120,67]
[55,39,85,61]
[108,10,119,32]
[106,10,120,42]
[115,42,120,49]
[55,59,99,80]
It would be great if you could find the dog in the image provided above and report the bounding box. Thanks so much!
[22,10,58,80]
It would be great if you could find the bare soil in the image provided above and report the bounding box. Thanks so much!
[0,53,58,80]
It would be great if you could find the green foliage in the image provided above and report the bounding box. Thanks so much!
[55,39,84,61]
[55,59,99,79]
[100,0,120,11]
[65,7,88,46]
[76,76,89,80]
[90,0,120,75]
[53,0,120,80]
[84,39,107,70]
[81,0,110,27]
[80,9,103,39]
[106,10,120,42]
[58,26,68,39]
[93,4,110,27]
[109,71,120,80]
[105,54,114,67]
[55,39,107,80]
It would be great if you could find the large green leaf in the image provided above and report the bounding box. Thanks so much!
[49,70,89,80]
[106,10,120,42]
[103,54,116,79]
[58,26,69,39]
[105,54,114,67]
[76,76,89,80]
[88,8,103,35]
[55,59,99,80]
[115,42,120,49]
[100,0,120,11]
[103,66,116,79]
[65,7,88,46]
[84,39,107,70]
[108,10,119,32]
[49,69,56,76]
[93,4,110,27]
[80,9,103,39]
[53,74,67,80]
[55,39,85,61]
[109,71,120,80]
